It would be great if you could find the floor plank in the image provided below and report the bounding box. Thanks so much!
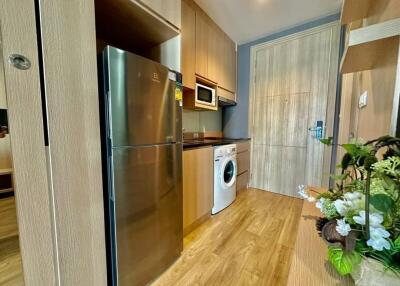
[152,188,303,286]
[0,236,23,286]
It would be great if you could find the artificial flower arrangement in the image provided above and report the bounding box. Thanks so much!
[298,136,400,285]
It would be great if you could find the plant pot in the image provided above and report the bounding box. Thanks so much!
[351,257,400,286]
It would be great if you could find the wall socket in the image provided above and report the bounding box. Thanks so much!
[359,91,368,109]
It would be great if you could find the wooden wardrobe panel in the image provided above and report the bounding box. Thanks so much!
[38,0,107,284]
[0,0,56,284]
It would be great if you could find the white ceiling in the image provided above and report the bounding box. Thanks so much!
[194,0,343,44]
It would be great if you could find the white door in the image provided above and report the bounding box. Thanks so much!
[249,23,340,197]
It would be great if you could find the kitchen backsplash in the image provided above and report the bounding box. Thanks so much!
[182,109,222,132]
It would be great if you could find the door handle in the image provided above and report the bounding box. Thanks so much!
[308,120,324,140]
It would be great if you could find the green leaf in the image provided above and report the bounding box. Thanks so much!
[330,173,349,181]
[370,194,395,212]
[328,246,362,276]
[342,144,360,155]
[320,137,334,145]
[342,144,371,158]
[394,236,400,248]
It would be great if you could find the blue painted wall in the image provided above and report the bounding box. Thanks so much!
[223,13,341,139]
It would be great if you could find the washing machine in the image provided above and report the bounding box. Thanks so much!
[212,144,237,214]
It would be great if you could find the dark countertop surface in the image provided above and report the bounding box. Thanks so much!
[183,138,250,150]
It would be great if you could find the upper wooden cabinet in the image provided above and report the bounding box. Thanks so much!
[139,0,181,29]
[181,0,196,89]
[195,7,210,81]
[182,0,237,97]
[218,31,237,93]
[95,0,180,53]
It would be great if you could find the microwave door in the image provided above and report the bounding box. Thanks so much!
[196,84,215,106]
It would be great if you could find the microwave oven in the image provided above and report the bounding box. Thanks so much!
[195,83,216,107]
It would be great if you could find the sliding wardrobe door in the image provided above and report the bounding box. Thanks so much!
[37,0,107,285]
[249,22,340,197]
[1,0,107,284]
[0,0,56,284]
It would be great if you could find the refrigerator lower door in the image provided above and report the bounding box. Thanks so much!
[111,143,183,286]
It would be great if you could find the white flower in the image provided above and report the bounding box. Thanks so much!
[370,226,390,239]
[344,192,363,201]
[336,219,351,236]
[297,185,308,198]
[333,192,365,216]
[353,211,384,227]
[367,238,391,251]
[352,213,391,251]
[334,199,353,216]
[297,185,315,202]
[367,227,391,251]
[316,198,325,210]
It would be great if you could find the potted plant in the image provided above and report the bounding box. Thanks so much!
[298,136,400,285]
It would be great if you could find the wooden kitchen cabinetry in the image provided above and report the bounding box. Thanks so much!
[139,0,181,29]
[194,5,236,92]
[183,147,214,234]
[95,0,180,53]
[236,141,251,192]
[181,0,196,89]
[181,0,237,102]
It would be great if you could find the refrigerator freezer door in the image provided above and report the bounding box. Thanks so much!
[105,47,182,147]
[111,143,183,286]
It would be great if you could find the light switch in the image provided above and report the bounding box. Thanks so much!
[359,91,368,109]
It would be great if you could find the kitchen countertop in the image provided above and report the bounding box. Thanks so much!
[183,138,250,149]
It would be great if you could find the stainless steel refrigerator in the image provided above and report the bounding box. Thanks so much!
[98,46,183,286]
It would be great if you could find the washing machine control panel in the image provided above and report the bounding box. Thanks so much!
[214,145,237,158]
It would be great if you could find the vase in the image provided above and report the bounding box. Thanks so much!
[351,257,400,286]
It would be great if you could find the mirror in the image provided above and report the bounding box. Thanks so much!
[0,22,24,285]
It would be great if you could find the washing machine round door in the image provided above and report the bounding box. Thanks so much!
[221,157,237,188]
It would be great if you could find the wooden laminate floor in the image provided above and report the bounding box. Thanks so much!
[0,236,23,286]
[153,188,303,286]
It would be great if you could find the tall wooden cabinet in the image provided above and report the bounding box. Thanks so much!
[182,0,237,105]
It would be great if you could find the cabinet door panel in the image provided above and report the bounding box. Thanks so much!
[181,0,196,89]
[195,9,208,79]
[236,171,249,191]
[207,20,218,83]
[183,147,213,232]
[140,0,181,29]
[227,38,236,93]
[237,150,250,175]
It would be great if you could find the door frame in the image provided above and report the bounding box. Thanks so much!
[248,21,340,188]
